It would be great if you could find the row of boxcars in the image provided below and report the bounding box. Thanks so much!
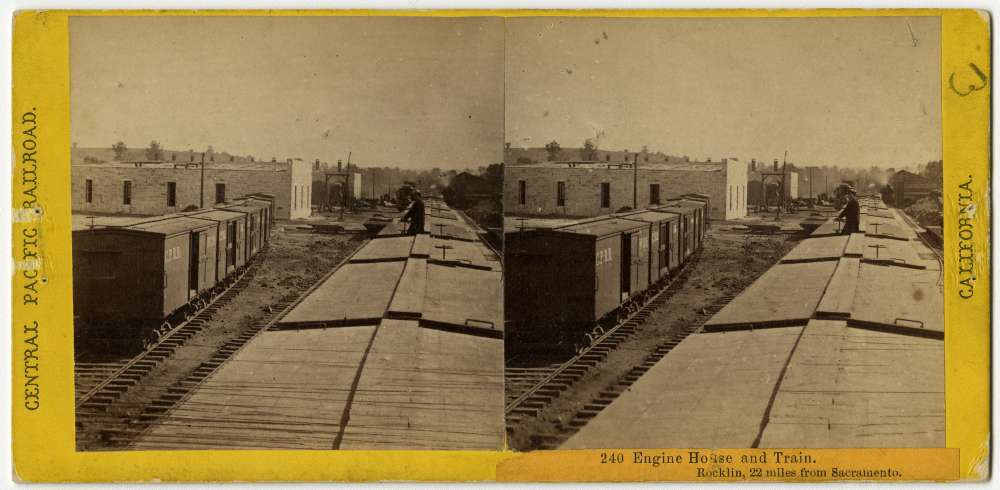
[506,194,710,351]
[73,195,276,352]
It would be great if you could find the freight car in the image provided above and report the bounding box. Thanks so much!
[72,196,274,352]
[505,196,709,351]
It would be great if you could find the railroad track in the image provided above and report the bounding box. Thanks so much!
[75,251,266,412]
[78,238,370,449]
[504,255,700,425]
[542,291,738,448]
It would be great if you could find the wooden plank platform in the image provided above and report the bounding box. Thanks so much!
[132,325,378,450]
[421,265,503,336]
[704,261,838,330]
[562,327,806,449]
[759,320,943,447]
[386,258,427,319]
[350,236,414,262]
[781,234,848,263]
[338,319,504,450]
[278,262,405,326]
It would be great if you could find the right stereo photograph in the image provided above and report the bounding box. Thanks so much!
[502,16,944,451]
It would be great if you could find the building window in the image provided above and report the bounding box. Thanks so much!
[729,185,733,211]
[556,181,566,207]
[650,184,660,205]
[85,179,93,203]
[122,181,132,205]
[166,182,177,207]
[600,182,611,208]
[518,180,526,205]
[171,154,176,162]
[215,183,226,204]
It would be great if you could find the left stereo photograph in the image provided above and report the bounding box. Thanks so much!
[69,16,505,451]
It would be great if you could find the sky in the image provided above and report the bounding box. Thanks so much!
[505,16,941,169]
[70,16,504,170]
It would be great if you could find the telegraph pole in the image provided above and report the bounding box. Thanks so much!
[775,150,788,221]
[633,153,638,209]
[199,152,205,208]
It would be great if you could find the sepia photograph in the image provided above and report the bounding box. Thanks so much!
[69,15,505,451]
[503,16,944,451]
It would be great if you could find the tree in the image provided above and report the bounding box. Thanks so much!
[922,160,942,183]
[483,163,503,191]
[581,140,598,161]
[545,140,562,161]
[112,141,128,161]
[145,140,164,161]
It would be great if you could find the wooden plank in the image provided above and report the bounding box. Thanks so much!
[386,258,427,319]
[815,258,861,318]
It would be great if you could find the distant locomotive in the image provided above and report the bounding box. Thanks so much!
[505,194,709,351]
[72,195,275,352]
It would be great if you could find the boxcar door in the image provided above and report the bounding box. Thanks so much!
[659,222,670,276]
[198,230,210,291]
[188,232,200,300]
[649,224,660,282]
[631,229,647,294]
[620,233,632,301]
[226,221,237,272]
[248,215,258,254]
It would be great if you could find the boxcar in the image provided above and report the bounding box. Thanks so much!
[617,210,681,284]
[184,208,248,282]
[73,216,219,351]
[223,198,271,260]
[505,218,647,348]
[655,198,706,262]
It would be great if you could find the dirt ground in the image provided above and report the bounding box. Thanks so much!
[76,226,366,450]
[507,228,797,451]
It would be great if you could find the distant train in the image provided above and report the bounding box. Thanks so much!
[505,194,709,351]
[72,195,275,352]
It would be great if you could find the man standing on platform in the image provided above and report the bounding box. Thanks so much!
[838,187,860,234]
[402,190,425,235]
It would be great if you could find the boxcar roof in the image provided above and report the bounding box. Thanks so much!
[617,210,680,223]
[559,218,646,237]
[654,199,703,214]
[125,216,215,236]
[223,203,268,213]
[71,214,150,231]
[184,209,247,221]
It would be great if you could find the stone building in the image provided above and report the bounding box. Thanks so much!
[72,159,312,220]
[504,159,747,220]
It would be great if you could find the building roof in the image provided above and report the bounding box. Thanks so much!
[72,161,291,172]
[507,161,724,172]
